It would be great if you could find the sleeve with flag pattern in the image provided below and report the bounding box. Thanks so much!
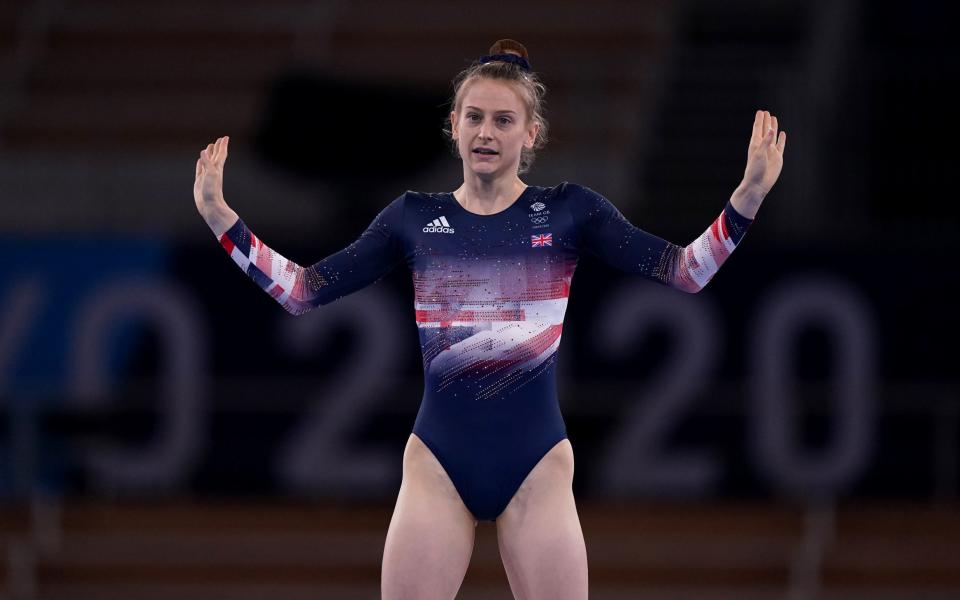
[216,194,407,315]
[570,183,753,293]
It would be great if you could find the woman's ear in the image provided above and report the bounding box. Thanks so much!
[450,111,458,138]
[525,120,540,149]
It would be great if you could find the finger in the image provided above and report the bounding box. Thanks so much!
[777,130,786,153]
[213,137,223,162]
[763,111,770,136]
[752,110,763,140]
[772,115,779,140]
[222,136,229,160]
[196,157,202,178]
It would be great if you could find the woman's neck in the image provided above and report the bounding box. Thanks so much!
[453,173,527,216]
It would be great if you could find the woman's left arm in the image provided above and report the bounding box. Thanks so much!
[574,110,785,293]
[665,109,786,291]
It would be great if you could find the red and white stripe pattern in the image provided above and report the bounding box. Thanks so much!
[414,254,575,395]
[432,321,564,399]
[672,209,741,293]
[220,228,314,314]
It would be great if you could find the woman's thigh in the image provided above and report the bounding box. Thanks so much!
[382,433,478,600]
[495,439,588,600]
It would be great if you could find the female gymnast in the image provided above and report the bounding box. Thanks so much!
[193,39,785,600]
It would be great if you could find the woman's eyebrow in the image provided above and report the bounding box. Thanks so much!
[465,106,517,114]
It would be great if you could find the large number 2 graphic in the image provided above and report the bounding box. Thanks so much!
[275,287,405,495]
[592,282,722,497]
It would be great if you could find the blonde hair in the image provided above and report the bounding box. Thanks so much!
[443,39,549,174]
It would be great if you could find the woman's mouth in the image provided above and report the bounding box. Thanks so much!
[473,148,499,159]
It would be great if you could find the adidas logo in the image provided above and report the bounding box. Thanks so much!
[423,216,455,234]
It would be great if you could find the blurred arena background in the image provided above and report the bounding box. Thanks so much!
[1,0,956,598]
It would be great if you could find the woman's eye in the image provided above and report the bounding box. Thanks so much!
[498,117,512,125]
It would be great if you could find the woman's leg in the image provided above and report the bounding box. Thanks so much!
[495,439,588,600]
[382,433,478,600]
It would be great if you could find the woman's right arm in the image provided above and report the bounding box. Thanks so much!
[194,137,406,316]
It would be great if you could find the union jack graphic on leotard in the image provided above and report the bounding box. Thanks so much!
[531,233,552,247]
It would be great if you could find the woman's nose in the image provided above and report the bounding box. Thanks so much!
[478,118,493,139]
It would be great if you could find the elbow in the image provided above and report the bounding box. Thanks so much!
[671,279,704,294]
[281,289,344,315]
[283,304,313,317]
[280,294,318,316]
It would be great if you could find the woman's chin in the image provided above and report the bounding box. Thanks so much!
[470,167,503,182]
[464,158,512,179]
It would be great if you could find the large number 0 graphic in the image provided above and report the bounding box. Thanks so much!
[593,282,721,497]
[276,287,404,495]
[68,280,207,492]
[748,276,875,498]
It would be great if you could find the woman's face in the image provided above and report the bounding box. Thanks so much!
[450,78,539,179]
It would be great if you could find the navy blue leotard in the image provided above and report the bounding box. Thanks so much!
[217,182,753,520]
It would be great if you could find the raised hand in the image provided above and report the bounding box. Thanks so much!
[742,110,786,197]
[194,136,237,237]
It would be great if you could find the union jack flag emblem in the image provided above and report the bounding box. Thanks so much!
[531,233,552,247]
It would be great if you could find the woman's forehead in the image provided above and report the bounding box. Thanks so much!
[460,79,525,110]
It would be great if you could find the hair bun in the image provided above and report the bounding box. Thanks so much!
[488,39,529,60]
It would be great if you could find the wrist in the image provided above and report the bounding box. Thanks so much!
[204,202,239,238]
[730,180,766,219]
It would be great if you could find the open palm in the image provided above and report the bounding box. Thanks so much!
[193,136,239,238]
[194,136,229,215]
[743,110,786,195]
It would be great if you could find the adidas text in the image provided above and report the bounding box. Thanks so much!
[423,216,455,234]
[423,225,455,234]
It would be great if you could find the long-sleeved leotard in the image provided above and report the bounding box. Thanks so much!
[218,182,753,520]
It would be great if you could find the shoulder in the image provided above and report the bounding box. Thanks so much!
[536,182,611,216]
[378,189,446,214]
[539,181,606,201]
[395,190,452,226]
[403,189,447,200]
[399,189,450,210]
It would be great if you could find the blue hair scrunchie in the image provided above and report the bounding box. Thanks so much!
[478,53,532,72]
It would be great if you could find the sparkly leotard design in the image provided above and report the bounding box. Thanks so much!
[218,182,753,520]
